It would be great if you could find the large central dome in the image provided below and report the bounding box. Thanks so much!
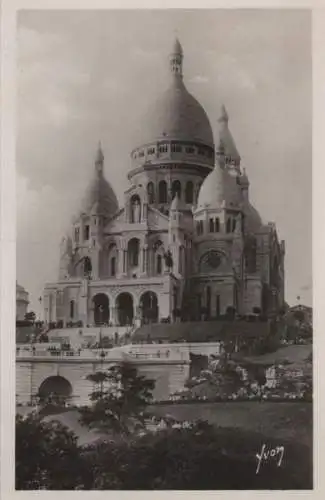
[137,39,214,148]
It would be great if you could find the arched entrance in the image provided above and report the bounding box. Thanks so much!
[140,291,159,324]
[116,292,134,326]
[93,293,110,325]
[38,376,72,405]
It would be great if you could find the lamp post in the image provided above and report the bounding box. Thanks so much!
[38,296,42,324]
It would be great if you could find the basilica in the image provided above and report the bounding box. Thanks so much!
[43,38,285,329]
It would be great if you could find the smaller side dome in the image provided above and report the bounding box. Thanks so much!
[197,164,242,209]
[79,144,119,218]
[197,164,224,208]
[243,202,263,233]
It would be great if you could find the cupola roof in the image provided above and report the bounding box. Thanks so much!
[197,163,242,209]
[134,38,214,148]
[243,202,263,233]
[79,144,119,217]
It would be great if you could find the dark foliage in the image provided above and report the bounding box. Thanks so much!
[16,414,312,490]
[81,425,312,490]
[16,414,85,490]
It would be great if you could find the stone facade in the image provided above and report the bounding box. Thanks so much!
[16,345,190,405]
[16,282,29,321]
[43,38,285,329]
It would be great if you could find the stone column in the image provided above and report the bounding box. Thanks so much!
[134,296,141,327]
[141,247,145,273]
[109,305,116,325]
[123,250,127,275]
[43,294,49,324]
[142,203,148,221]
[144,246,149,274]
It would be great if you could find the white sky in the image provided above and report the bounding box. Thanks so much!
[16,9,312,314]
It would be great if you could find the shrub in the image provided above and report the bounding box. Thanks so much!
[81,425,312,490]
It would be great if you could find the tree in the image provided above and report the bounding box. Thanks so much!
[16,414,86,490]
[79,362,155,438]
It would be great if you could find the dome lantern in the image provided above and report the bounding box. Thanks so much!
[169,37,183,79]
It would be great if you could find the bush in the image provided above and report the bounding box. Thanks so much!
[16,416,312,490]
[16,414,85,490]
[81,425,312,489]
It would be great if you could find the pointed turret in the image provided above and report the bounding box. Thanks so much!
[217,105,241,167]
[170,192,183,212]
[95,141,104,174]
[173,37,183,57]
[218,104,229,124]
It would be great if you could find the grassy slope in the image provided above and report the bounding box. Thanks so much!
[150,401,313,448]
[240,344,312,366]
[18,401,312,450]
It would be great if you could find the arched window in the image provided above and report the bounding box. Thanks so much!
[158,181,167,203]
[107,243,118,278]
[74,227,80,243]
[140,291,159,324]
[185,181,194,204]
[209,218,214,233]
[232,218,237,232]
[110,257,116,277]
[171,180,181,199]
[70,300,75,319]
[226,218,231,233]
[215,218,220,232]
[196,182,202,202]
[130,195,141,223]
[147,182,155,204]
[128,238,140,268]
[84,256,92,277]
[157,254,162,275]
[196,220,204,235]
[84,225,90,241]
